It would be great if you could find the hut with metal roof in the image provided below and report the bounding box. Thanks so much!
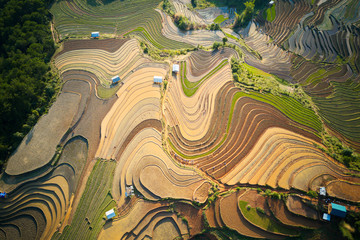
[329,203,346,218]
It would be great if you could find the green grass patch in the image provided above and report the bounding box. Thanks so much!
[239,201,298,236]
[213,15,228,24]
[263,4,276,22]
[52,159,117,240]
[96,84,122,99]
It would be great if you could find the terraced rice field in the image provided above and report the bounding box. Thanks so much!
[242,22,292,81]
[50,0,190,49]
[172,0,206,25]
[55,39,151,86]
[0,136,87,239]
[98,199,188,239]
[3,1,360,239]
[313,81,360,151]
[6,91,81,176]
[52,160,116,240]
[158,9,224,47]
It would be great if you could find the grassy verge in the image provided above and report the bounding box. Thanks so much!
[214,15,228,24]
[96,84,122,99]
[239,201,298,236]
[263,4,276,22]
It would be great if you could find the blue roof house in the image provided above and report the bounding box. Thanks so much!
[330,203,347,218]
[105,209,116,220]
[111,75,121,84]
[91,32,100,38]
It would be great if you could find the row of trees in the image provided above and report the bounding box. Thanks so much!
[0,0,57,171]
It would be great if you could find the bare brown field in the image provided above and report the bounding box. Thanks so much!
[326,180,360,202]
[6,91,81,176]
[286,195,319,220]
[267,197,321,229]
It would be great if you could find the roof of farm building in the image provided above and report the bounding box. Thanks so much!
[112,75,120,83]
[323,213,330,221]
[320,187,326,196]
[173,64,179,72]
[105,209,115,219]
[330,203,347,218]
[91,32,99,37]
[331,203,346,213]
[153,76,163,83]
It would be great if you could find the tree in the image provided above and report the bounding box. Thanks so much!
[234,1,255,28]
[212,42,221,50]
[222,37,228,45]
[209,23,220,31]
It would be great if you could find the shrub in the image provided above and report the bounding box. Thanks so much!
[307,190,318,199]
[233,73,239,82]
[256,207,265,214]
[212,42,221,50]
[174,14,197,30]
[234,1,255,28]
[209,23,221,30]
[222,37,228,45]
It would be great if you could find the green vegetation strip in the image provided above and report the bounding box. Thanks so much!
[170,90,321,159]
[264,4,276,22]
[180,59,228,97]
[214,15,228,24]
[52,160,116,240]
[303,66,341,86]
[125,27,164,49]
[239,201,298,236]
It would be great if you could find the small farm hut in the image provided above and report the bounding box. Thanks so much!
[105,209,116,220]
[269,0,274,4]
[153,76,163,84]
[91,32,100,38]
[0,192,7,198]
[329,203,346,218]
[172,64,180,73]
[323,213,331,221]
[125,186,134,197]
[319,187,326,196]
[112,75,121,84]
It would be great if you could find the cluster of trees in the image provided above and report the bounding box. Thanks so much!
[321,135,360,172]
[234,1,255,28]
[0,0,57,171]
